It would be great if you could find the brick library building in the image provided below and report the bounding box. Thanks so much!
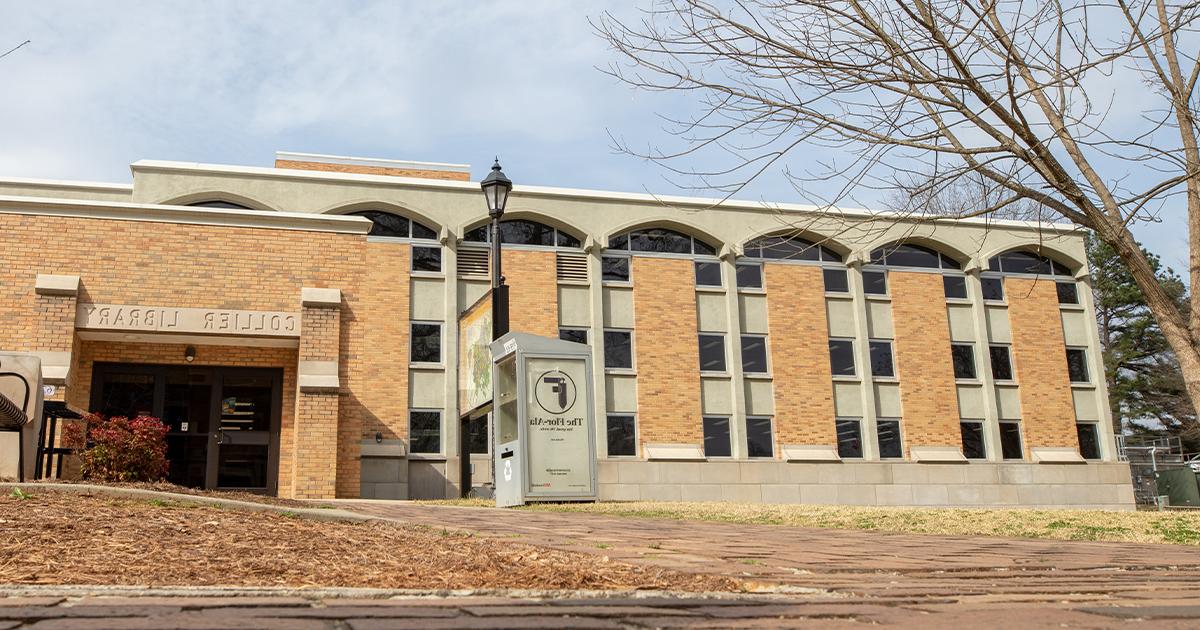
[0,152,1134,508]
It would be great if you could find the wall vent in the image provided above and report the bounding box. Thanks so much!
[556,252,589,283]
[458,247,490,278]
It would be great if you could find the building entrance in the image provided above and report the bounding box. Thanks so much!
[89,363,282,494]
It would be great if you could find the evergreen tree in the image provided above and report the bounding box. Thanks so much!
[1089,234,1195,448]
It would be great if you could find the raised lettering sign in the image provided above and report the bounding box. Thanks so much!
[76,304,300,337]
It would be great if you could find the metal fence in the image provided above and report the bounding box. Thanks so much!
[1117,435,1200,507]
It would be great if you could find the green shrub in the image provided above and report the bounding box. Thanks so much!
[63,413,170,482]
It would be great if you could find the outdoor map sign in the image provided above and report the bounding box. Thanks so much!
[458,291,493,416]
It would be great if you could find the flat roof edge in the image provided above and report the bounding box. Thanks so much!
[0,195,372,235]
[274,151,471,172]
[0,176,133,192]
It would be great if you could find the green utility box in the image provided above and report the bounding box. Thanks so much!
[1155,468,1200,507]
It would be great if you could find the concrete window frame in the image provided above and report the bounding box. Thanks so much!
[409,321,443,366]
[835,417,865,459]
[744,415,774,459]
[408,408,443,457]
[604,413,639,458]
[602,328,635,373]
[701,415,734,458]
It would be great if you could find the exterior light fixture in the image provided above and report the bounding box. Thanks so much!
[184,346,196,363]
[480,158,513,290]
[375,431,383,444]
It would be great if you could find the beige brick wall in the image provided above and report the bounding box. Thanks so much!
[632,257,702,446]
[504,249,559,338]
[294,305,342,499]
[890,272,961,451]
[1007,277,1079,452]
[275,159,470,182]
[763,264,835,447]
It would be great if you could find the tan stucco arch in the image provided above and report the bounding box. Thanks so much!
[980,242,1085,275]
[319,200,444,233]
[601,216,727,253]
[740,226,852,260]
[458,210,587,245]
[160,191,279,212]
[858,234,976,269]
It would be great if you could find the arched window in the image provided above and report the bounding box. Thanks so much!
[187,200,254,210]
[987,249,1073,276]
[350,211,438,240]
[743,234,842,263]
[869,243,962,270]
[607,227,716,256]
[463,219,581,248]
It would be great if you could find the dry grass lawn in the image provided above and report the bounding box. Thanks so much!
[0,488,739,591]
[426,499,1200,546]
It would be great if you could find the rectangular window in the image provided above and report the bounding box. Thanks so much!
[410,322,442,363]
[702,416,732,457]
[960,421,986,459]
[951,343,977,380]
[862,270,888,295]
[468,415,488,454]
[736,263,763,289]
[746,417,774,458]
[876,419,903,458]
[559,328,588,345]
[409,410,441,454]
[695,261,722,287]
[411,245,442,273]
[823,268,849,293]
[1076,423,1101,460]
[603,330,633,369]
[836,418,863,458]
[999,421,1023,459]
[1056,281,1079,305]
[1066,347,1090,383]
[698,334,727,372]
[828,338,856,377]
[740,335,769,374]
[602,256,630,282]
[606,415,637,457]
[869,340,894,378]
[981,276,1004,301]
[989,345,1014,381]
[943,275,967,299]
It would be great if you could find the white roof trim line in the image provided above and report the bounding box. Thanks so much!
[129,159,1078,233]
[275,151,471,173]
[0,176,133,191]
[0,195,373,235]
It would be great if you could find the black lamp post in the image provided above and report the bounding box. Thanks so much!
[480,159,512,290]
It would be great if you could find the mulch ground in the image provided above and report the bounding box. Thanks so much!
[0,489,739,592]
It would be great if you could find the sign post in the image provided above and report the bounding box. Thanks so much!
[489,331,597,507]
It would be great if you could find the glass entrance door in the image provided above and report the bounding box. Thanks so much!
[209,371,279,492]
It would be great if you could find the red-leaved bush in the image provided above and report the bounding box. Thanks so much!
[62,413,170,482]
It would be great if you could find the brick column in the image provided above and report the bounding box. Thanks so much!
[32,274,80,399]
[1007,278,1078,455]
[291,288,342,499]
[504,250,560,337]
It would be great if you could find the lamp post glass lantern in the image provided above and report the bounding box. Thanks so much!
[481,159,512,289]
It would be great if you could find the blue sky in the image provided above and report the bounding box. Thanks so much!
[0,1,1188,275]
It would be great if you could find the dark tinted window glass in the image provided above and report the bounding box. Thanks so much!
[875,243,941,268]
[559,329,588,345]
[877,419,903,458]
[698,334,726,372]
[468,415,488,454]
[692,238,717,256]
[999,421,1023,459]
[602,256,630,282]
[997,250,1051,275]
[951,344,976,379]
[869,341,894,378]
[1056,282,1079,304]
[463,225,489,242]
[607,415,636,456]
[751,235,820,261]
[746,417,773,458]
[556,230,582,248]
[410,220,438,240]
[607,233,629,250]
[863,270,887,295]
[409,411,441,454]
[1066,348,1089,382]
[1077,423,1101,460]
[736,263,763,288]
[189,200,253,210]
[981,277,1004,301]
[500,219,555,246]
[836,419,863,458]
[1052,260,1072,275]
[412,246,442,272]
[828,339,856,376]
[823,268,849,292]
[604,330,633,369]
[629,228,692,254]
[961,421,986,459]
[411,323,441,363]
[989,345,1014,380]
[741,335,769,374]
[702,416,732,457]
[352,210,409,238]
[943,275,967,299]
[695,261,722,286]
